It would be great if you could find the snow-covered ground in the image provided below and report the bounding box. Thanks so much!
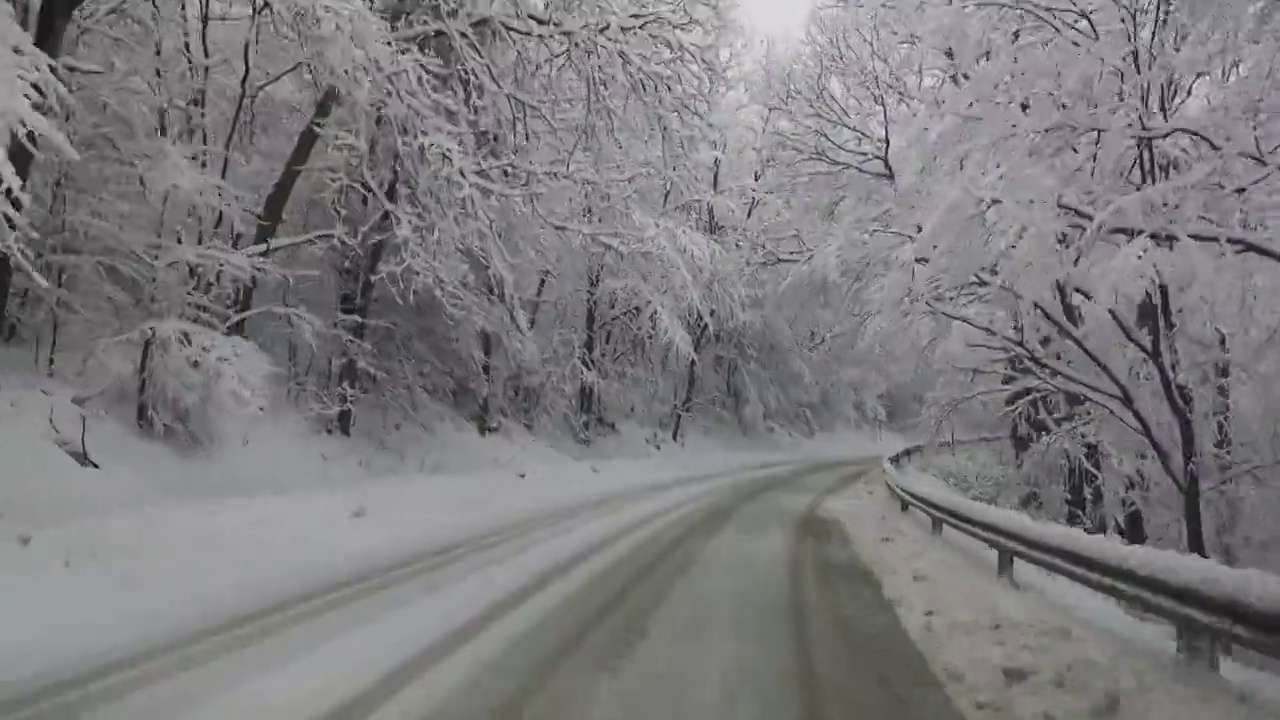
[826,469,1280,720]
[0,372,887,689]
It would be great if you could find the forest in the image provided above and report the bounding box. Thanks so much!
[4,0,1280,571]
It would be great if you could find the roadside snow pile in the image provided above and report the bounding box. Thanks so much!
[0,373,840,529]
[893,468,1280,618]
[826,471,1280,720]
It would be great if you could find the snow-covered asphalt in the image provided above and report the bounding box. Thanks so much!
[1,461,962,720]
[417,463,965,720]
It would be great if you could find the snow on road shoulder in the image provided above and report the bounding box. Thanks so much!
[824,472,1279,720]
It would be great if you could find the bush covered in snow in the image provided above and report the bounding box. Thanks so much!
[921,448,1019,507]
[87,322,275,447]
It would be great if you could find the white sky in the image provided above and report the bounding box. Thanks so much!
[736,0,814,39]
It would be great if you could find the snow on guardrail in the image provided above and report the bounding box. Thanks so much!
[884,440,1280,671]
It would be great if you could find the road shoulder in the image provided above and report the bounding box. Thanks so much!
[794,481,967,720]
[824,472,1276,720]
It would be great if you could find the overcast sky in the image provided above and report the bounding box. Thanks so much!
[737,0,814,39]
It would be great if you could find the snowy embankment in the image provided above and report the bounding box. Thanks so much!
[0,376,884,688]
[826,468,1280,720]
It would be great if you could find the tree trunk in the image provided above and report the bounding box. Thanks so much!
[671,318,710,443]
[477,328,494,433]
[1184,476,1207,558]
[577,264,601,441]
[1119,493,1148,545]
[1064,452,1087,528]
[1211,327,1235,564]
[1084,442,1105,533]
[135,329,155,432]
[45,267,63,376]
[228,84,340,337]
[0,256,12,341]
[1061,440,1104,533]
[511,270,550,428]
[1138,285,1208,557]
[1211,334,1234,660]
[672,355,698,443]
[332,235,386,435]
[1046,283,1105,533]
[670,157,722,444]
[334,170,397,437]
[1114,465,1148,545]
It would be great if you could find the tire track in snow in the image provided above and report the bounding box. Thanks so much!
[400,460,962,720]
[391,463,860,719]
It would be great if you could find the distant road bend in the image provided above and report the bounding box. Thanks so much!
[0,462,965,720]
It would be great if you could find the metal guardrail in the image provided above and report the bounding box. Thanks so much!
[884,440,1280,671]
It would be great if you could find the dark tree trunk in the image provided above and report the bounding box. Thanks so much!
[477,328,494,432]
[726,357,745,427]
[46,267,63,376]
[1048,283,1106,533]
[1063,440,1104,534]
[671,356,697,443]
[1005,376,1052,466]
[511,270,551,428]
[135,330,155,431]
[1064,451,1087,529]
[577,264,601,440]
[1184,477,1207,558]
[670,157,723,444]
[527,270,550,331]
[228,84,340,337]
[1113,461,1149,545]
[671,318,710,443]
[0,256,12,341]
[335,170,397,437]
[1212,332,1234,659]
[1084,441,1105,533]
[1137,285,1207,557]
[1118,487,1149,545]
[1121,502,1148,545]
[1211,327,1235,564]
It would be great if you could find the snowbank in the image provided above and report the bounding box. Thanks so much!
[825,473,1280,720]
[0,372,881,529]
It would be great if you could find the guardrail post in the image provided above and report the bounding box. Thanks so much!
[900,499,909,512]
[996,548,1014,583]
[930,517,943,535]
[1175,625,1221,673]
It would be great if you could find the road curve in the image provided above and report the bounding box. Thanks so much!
[1,462,964,720]
[413,466,966,720]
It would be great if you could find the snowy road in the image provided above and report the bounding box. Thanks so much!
[414,464,964,720]
[0,461,962,720]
